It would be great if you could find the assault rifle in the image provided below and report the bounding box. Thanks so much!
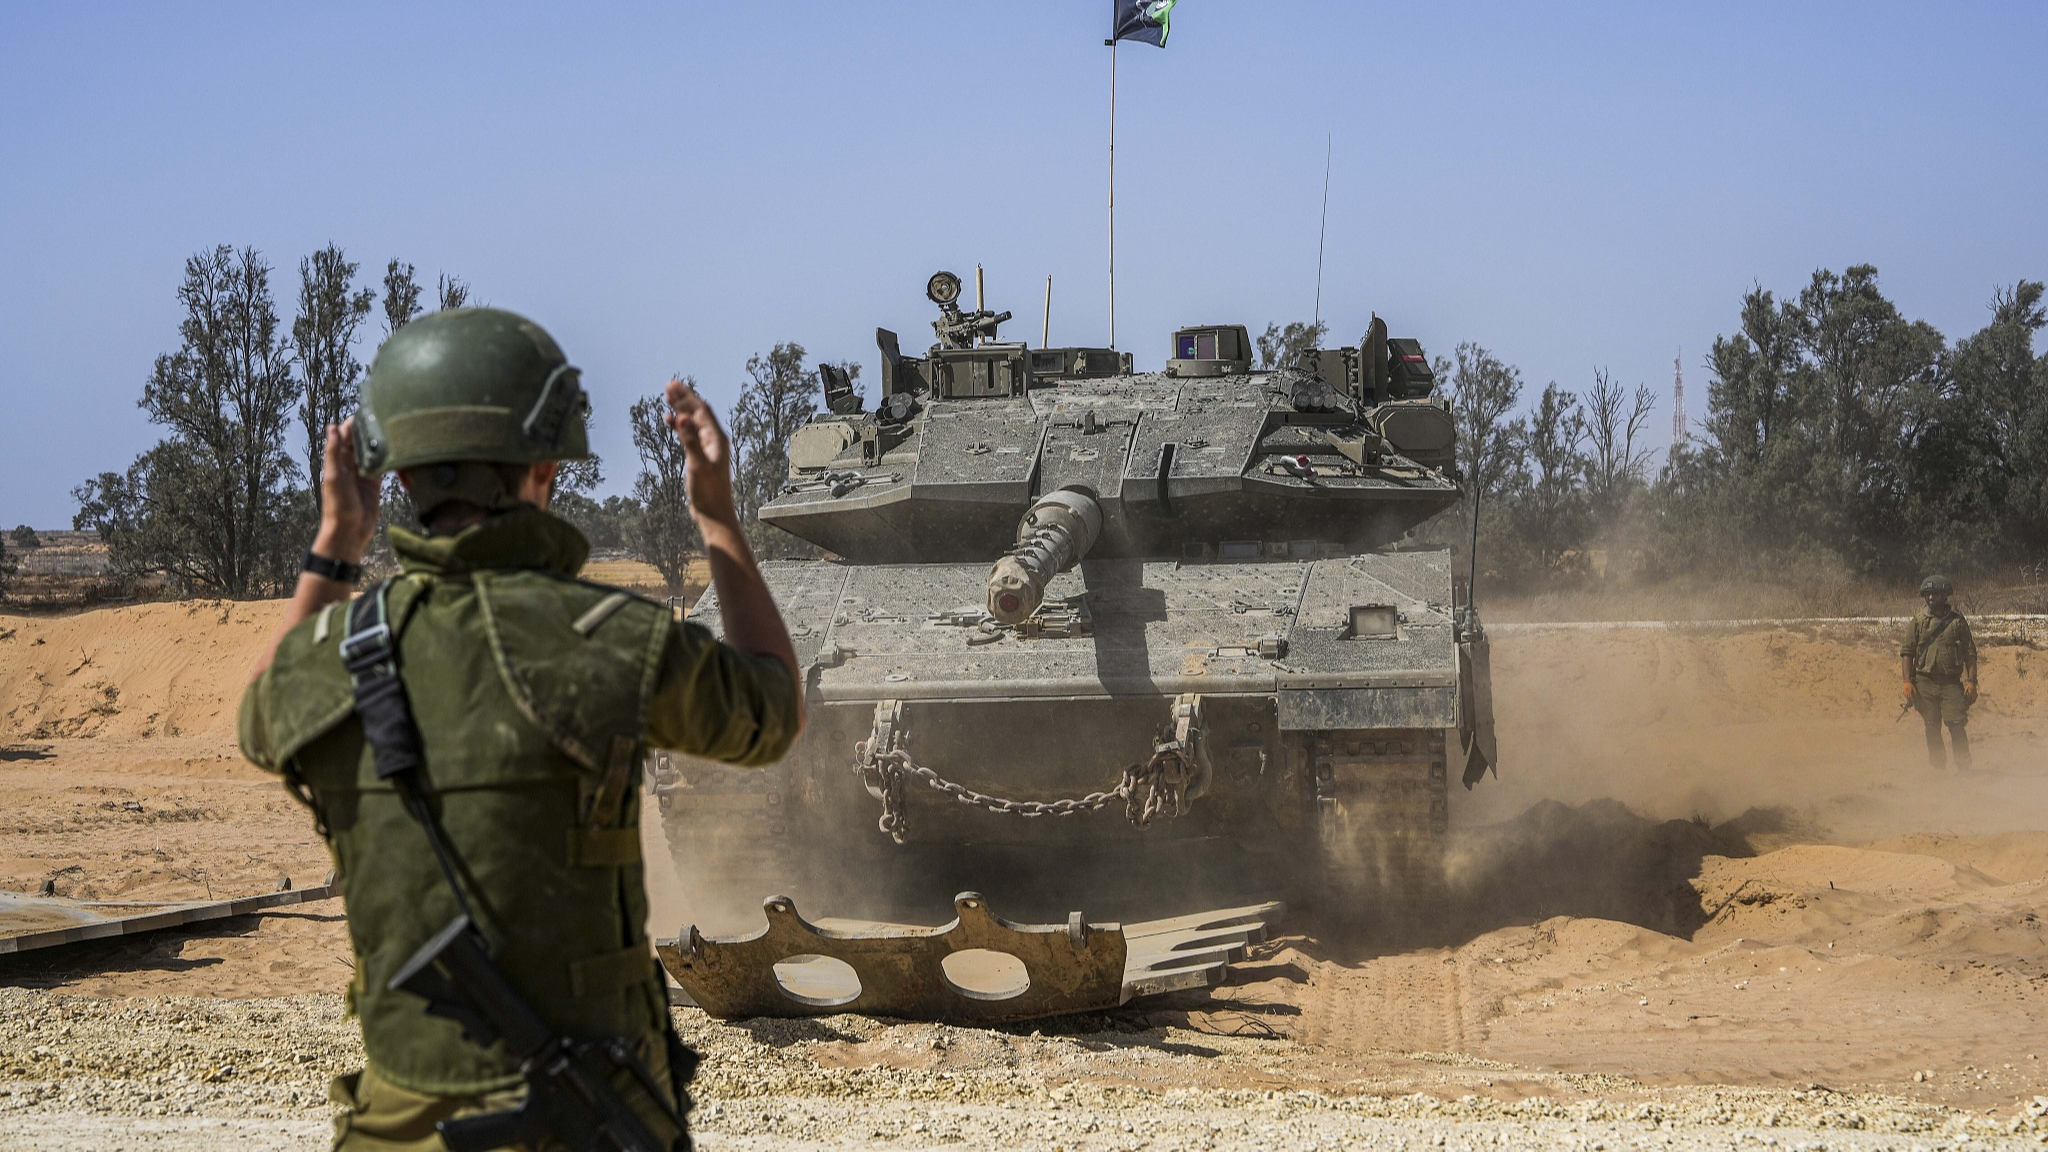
[389,916,682,1152]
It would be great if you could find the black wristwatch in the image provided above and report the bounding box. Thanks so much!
[303,550,364,584]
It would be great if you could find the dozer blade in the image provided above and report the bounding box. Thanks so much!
[655,892,1282,1023]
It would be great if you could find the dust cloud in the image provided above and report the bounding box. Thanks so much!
[1468,617,2046,837]
[1425,616,2048,944]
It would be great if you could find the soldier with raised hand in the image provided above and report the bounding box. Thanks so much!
[239,308,802,1150]
[1900,574,1977,772]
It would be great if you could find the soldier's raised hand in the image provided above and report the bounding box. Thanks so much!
[664,376,739,528]
[318,422,381,562]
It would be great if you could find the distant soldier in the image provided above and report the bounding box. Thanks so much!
[1900,575,1977,771]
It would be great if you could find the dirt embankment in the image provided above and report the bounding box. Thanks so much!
[3,601,2047,1148]
[0,601,333,957]
[0,601,278,744]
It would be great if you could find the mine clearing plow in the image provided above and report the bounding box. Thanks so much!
[656,894,1284,1023]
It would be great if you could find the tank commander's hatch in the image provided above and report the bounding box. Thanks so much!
[1166,325,1253,377]
[931,344,1029,399]
[820,362,862,414]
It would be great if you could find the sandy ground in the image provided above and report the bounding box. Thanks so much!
[3,602,2048,1148]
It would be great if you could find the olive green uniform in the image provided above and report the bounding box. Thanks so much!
[1899,606,1976,770]
[239,508,798,1149]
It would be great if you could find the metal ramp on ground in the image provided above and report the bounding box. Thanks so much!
[0,884,338,956]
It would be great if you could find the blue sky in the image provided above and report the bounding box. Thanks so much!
[2,1,2044,528]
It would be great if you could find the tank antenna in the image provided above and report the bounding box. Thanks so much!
[1043,274,1053,347]
[1107,38,1118,349]
[1313,132,1332,329]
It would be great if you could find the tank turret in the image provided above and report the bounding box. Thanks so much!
[986,489,1101,625]
[760,270,1464,563]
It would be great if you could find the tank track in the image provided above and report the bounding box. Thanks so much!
[1308,728,1449,940]
[649,751,798,926]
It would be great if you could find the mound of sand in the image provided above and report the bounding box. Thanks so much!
[0,602,279,743]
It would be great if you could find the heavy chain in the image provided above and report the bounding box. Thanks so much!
[853,736,1192,845]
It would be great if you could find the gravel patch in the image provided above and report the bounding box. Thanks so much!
[3,989,2045,1150]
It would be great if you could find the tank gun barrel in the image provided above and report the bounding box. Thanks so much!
[986,490,1101,625]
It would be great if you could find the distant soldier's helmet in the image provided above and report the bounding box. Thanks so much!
[351,308,590,477]
[1920,575,1954,595]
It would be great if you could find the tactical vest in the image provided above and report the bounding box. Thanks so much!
[258,555,674,1096]
[1912,611,1970,679]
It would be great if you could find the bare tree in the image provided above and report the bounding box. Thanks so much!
[75,246,301,596]
[1444,343,1527,502]
[557,455,601,497]
[1584,368,1658,504]
[630,388,699,594]
[292,245,375,510]
[436,273,470,312]
[1519,382,1590,571]
[731,343,825,556]
[1255,320,1328,370]
[550,453,624,548]
[382,260,423,335]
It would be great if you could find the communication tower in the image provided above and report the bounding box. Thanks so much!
[1671,350,1686,448]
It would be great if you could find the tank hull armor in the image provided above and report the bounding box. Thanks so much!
[667,549,1469,929]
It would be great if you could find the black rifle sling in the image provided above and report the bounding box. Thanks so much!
[343,583,476,923]
[339,580,688,1149]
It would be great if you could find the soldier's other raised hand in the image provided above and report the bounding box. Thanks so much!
[664,376,740,530]
[317,422,381,563]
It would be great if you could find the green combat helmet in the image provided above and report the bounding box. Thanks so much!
[351,308,590,518]
[1920,575,1955,595]
[352,308,590,476]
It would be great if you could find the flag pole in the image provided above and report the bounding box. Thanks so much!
[1314,132,1331,329]
[1107,37,1117,350]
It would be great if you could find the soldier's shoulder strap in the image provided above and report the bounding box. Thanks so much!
[260,578,429,768]
[1913,612,1959,666]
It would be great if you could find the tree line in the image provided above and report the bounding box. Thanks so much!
[1419,265,2047,593]
[69,243,843,597]
[60,249,2040,602]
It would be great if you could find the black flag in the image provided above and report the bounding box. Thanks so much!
[1111,0,1177,48]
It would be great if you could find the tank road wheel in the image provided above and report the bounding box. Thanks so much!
[1309,730,1449,943]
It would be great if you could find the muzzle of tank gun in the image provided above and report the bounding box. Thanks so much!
[986,490,1101,626]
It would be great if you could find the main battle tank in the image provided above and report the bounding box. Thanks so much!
[652,269,1498,1015]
